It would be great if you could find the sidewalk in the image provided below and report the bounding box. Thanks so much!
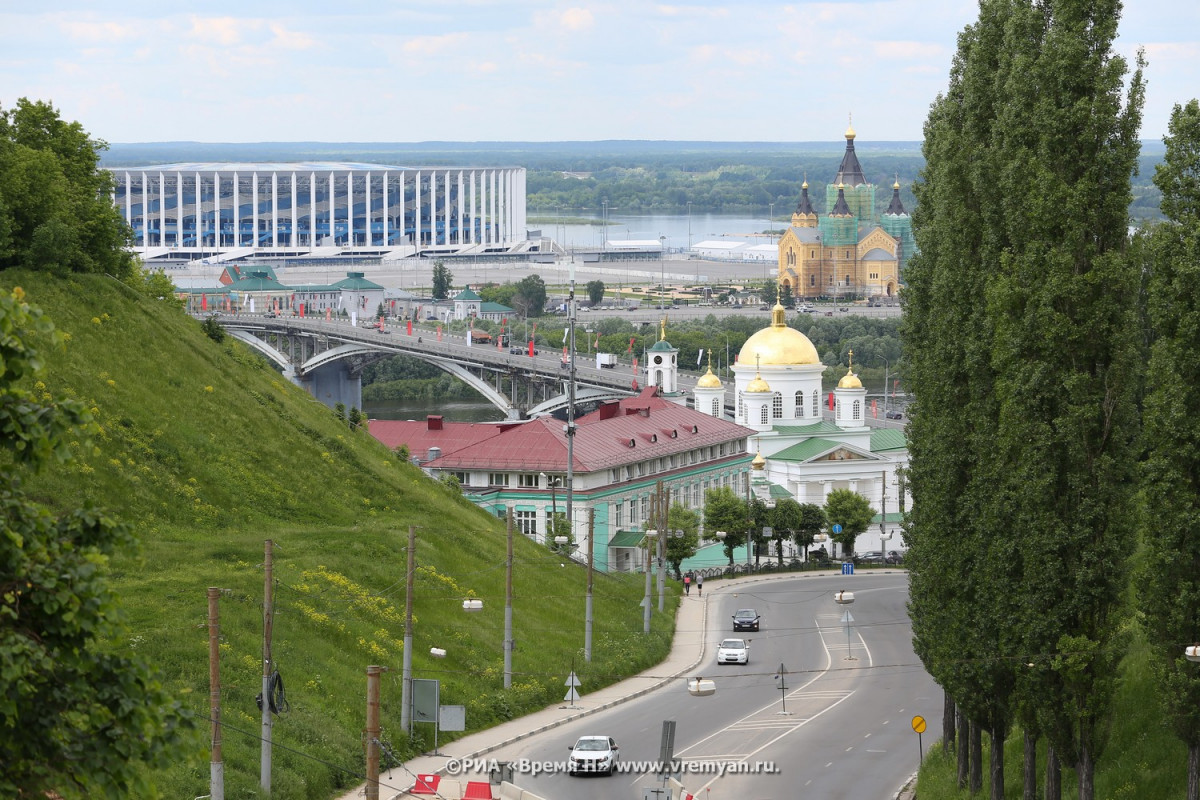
[339,568,913,800]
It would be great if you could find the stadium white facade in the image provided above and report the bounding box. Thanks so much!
[108,162,527,261]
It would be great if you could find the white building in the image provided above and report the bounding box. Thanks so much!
[107,162,527,262]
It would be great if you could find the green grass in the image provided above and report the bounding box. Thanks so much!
[9,271,679,799]
[914,631,1188,799]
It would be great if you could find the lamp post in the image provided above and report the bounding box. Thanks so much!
[659,235,667,307]
[687,201,695,285]
[876,355,891,417]
[715,530,727,567]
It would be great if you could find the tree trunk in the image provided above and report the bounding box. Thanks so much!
[1045,745,1061,800]
[1023,731,1037,800]
[970,720,983,795]
[957,705,969,789]
[1187,741,1200,800]
[1078,741,1094,800]
[943,692,957,755]
[990,719,1005,800]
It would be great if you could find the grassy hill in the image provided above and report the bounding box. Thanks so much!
[9,271,677,799]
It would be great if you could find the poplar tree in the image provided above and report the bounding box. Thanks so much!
[905,2,1143,799]
[1138,98,1200,800]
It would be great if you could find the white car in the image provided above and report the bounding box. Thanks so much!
[717,638,750,665]
[568,735,619,775]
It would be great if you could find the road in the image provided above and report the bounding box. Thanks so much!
[446,572,937,800]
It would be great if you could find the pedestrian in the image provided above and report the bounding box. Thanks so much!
[683,573,691,596]
[697,573,704,596]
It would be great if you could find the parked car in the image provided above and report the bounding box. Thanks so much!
[853,551,887,566]
[838,306,850,312]
[568,736,619,776]
[808,545,832,565]
[885,411,904,420]
[264,311,277,318]
[886,550,905,565]
[732,608,760,632]
[717,638,750,665]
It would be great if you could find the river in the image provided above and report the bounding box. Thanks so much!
[532,212,780,252]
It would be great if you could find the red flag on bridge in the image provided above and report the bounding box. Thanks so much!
[378,316,384,331]
[828,392,835,410]
[437,325,443,342]
[201,294,208,311]
[407,319,413,335]
[299,304,305,318]
[627,337,635,353]
[872,399,878,418]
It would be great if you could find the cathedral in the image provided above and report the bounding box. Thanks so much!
[777,123,914,301]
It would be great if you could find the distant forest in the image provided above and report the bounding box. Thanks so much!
[102,139,1168,224]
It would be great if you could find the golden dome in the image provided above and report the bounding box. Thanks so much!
[845,123,856,140]
[893,179,901,190]
[838,369,863,389]
[802,179,809,189]
[738,304,820,366]
[746,373,771,393]
[752,451,766,470]
[697,365,722,389]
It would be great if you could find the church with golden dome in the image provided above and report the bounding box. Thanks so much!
[777,123,914,301]
[690,304,910,557]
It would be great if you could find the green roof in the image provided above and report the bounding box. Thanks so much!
[771,437,843,462]
[609,530,646,548]
[454,288,482,301]
[649,339,675,352]
[772,421,842,436]
[479,301,515,314]
[870,428,908,452]
[334,273,384,290]
[226,274,290,292]
[769,483,794,500]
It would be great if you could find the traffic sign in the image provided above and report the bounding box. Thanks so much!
[832,523,843,534]
[912,715,926,733]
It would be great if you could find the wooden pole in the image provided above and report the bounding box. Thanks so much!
[365,665,384,800]
[401,526,415,735]
[208,587,224,800]
[261,539,274,794]
[585,507,594,661]
[505,507,514,689]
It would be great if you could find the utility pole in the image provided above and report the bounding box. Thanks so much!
[400,526,415,734]
[566,261,577,557]
[585,507,594,662]
[505,506,514,689]
[365,665,385,800]
[657,483,668,612]
[261,540,274,795]
[208,587,225,800]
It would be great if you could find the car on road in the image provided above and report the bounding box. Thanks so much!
[376,327,391,334]
[509,346,539,355]
[567,735,619,775]
[758,304,769,310]
[838,306,850,312]
[717,638,750,665]
[732,608,760,631]
[264,311,277,318]
[885,411,904,420]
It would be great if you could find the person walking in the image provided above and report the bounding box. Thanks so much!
[683,572,692,596]
[697,573,704,596]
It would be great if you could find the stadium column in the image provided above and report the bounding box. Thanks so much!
[291,171,298,249]
[457,170,464,246]
[272,171,279,249]
[415,170,422,249]
[252,172,260,251]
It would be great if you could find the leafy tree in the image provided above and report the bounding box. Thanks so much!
[1138,98,1200,800]
[438,472,462,495]
[200,314,225,343]
[906,3,1144,799]
[768,498,802,566]
[347,406,363,430]
[793,502,827,558]
[747,496,771,565]
[823,488,874,558]
[131,265,186,310]
[586,280,605,306]
[0,287,194,797]
[0,98,136,278]
[664,503,700,578]
[702,486,747,566]
[514,274,548,317]
[431,260,453,299]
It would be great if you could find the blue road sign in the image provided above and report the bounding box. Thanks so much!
[832,523,843,534]
[842,562,855,575]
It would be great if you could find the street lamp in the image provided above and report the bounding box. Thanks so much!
[687,201,695,285]
[876,355,891,417]
[659,235,667,308]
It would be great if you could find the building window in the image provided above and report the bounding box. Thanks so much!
[614,502,624,529]
[836,399,842,417]
[451,471,469,486]
[489,473,509,487]
[611,469,620,482]
[711,398,720,417]
[773,392,783,419]
[629,500,637,525]
[794,391,804,417]
[640,496,650,522]
[760,405,769,424]
[812,390,819,416]
[853,400,862,420]
[737,394,745,423]
[719,444,727,456]
[518,473,540,488]
[514,510,537,537]
[637,461,647,476]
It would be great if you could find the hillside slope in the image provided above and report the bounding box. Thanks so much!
[10,272,675,799]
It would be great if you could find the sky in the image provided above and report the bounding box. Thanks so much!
[2,1,1196,145]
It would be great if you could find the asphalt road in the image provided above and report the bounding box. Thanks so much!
[449,572,938,800]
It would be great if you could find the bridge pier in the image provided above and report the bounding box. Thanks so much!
[302,362,363,411]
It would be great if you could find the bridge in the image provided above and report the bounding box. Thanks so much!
[207,313,716,417]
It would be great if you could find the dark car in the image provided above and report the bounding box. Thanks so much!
[853,551,886,566]
[264,311,278,318]
[808,545,832,565]
[732,608,760,632]
[885,411,904,420]
[886,550,905,565]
